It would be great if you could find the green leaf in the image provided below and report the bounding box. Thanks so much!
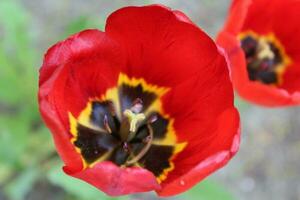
[0,47,22,104]
[179,179,236,200]
[0,163,14,185]
[0,0,38,105]
[0,114,31,165]
[5,167,39,200]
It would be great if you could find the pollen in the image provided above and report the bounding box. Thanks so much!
[257,38,275,60]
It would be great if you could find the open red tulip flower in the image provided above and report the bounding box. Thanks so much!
[217,0,300,106]
[38,5,240,197]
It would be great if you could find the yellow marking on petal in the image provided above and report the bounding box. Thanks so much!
[76,101,106,132]
[77,102,92,127]
[69,103,111,169]
[152,118,177,146]
[68,112,88,169]
[101,87,121,118]
[157,142,187,183]
[69,112,78,137]
[118,73,169,114]
[153,116,187,183]
[118,73,169,95]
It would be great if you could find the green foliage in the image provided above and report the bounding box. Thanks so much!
[180,180,235,200]
[5,167,39,200]
[0,0,36,105]
[0,1,51,199]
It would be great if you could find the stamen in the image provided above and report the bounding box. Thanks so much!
[126,124,153,165]
[103,115,112,134]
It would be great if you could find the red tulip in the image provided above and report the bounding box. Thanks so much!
[38,5,240,197]
[217,0,300,106]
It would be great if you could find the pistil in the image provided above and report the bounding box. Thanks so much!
[257,38,275,60]
[113,99,159,165]
[123,110,145,132]
[120,99,146,142]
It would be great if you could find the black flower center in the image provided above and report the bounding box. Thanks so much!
[69,74,186,182]
[240,33,290,85]
[76,99,162,165]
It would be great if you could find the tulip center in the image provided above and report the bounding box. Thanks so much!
[240,32,291,85]
[100,98,156,165]
[68,73,186,182]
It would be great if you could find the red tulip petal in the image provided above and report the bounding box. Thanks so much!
[220,0,252,35]
[172,10,194,25]
[39,99,83,170]
[242,0,300,53]
[64,161,160,196]
[39,29,124,169]
[156,48,239,195]
[281,62,300,93]
[241,0,279,33]
[162,48,234,127]
[105,5,218,87]
[157,107,240,196]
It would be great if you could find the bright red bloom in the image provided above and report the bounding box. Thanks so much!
[38,5,240,197]
[217,0,300,106]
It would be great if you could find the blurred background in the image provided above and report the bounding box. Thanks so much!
[0,0,300,199]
